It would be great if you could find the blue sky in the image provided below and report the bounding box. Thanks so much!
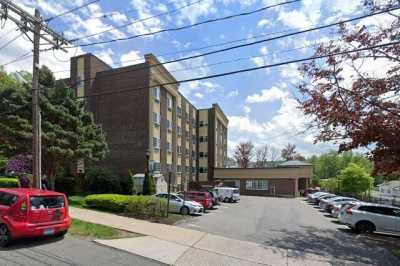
[1,0,393,157]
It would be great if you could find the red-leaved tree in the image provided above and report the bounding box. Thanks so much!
[298,1,400,175]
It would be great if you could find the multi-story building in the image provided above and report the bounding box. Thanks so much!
[197,105,229,183]
[69,53,228,190]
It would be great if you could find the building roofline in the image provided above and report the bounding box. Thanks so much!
[145,53,178,84]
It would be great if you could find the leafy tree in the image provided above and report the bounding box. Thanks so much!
[255,144,281,167]
[0,67,108,189]
[298,1,400,175]
[233,141,254,168]
[6,154,32,175]
[340,163,374,196]
[0,155,7,174]
[281,143,304,161]
[142,172,156,195]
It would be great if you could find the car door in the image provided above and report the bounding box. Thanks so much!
[0,192,7,221]
[168,195,181,213]
[371,207,398,232]
[380,207,400,233]
[393,209,400,233]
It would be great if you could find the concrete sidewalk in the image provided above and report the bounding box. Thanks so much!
[70,207,365,266]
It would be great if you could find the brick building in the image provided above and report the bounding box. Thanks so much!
[69,53,228,190]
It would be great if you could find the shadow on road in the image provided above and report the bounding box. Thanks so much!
[262,226,400,265]
[3,235,65,251]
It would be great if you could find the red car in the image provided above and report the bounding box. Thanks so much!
[179,191,213,209]
[0,188,71,247]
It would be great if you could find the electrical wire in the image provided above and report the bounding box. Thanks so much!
[65,7,400,88]
[0,51,33,67]
[0,32,23,51]
[45,0,100,23]
[69,0,301,45]
[75,41,400,100]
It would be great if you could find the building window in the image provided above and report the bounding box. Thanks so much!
[177,106,182,117]
[167,97,173,110]
[153,137,160,150]
[177,146,182,155]
[167,120,172,132]
[153,86,160,101]
[245,180,268,191]
[199,152,208,158]
[77,75,84,97]
[152,162,161,172]
[199,167,208,173]
[199,136,208,143]
[185,112,189,123]
[192,119,197,128]
[177,126,182,136]
[177,165,182,173]
[167,142,172,153]
[153,112,160,126]
[185,148,190,156]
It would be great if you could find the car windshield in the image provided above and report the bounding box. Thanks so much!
[30,196,65,210]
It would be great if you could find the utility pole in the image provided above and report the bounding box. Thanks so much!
[0,0,69,188]
[32,9,41,189]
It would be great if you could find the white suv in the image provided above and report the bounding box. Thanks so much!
[338,202,400,234]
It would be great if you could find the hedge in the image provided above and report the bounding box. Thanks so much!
[84,194,167,218]
[0,177,19,188]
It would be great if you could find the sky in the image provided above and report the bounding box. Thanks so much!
[0,0,395,158]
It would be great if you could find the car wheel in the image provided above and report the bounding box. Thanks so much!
[56,230,68,238]
[0,224,11,248]
[229,198,234,203]
[355,221,375,234]
[224,197,229,203]
[180,206,190,215]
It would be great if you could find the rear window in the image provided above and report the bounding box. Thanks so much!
[0,192,17,206]
[30,196,65,210]
[233,189,239,194]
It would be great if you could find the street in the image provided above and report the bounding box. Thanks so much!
[0,235,165,266]
[177,196,400,265]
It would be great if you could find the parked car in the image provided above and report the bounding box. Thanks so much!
[319,197,357,212]
[331,201,359,218]
[199,188,220,207]
[155,193,203,215]
[338,202,400,234]
[307,191,329,203]
[215,187,240,203]
[314,194,336,205]
[177,191,213,210]
[304,188,320,197]
[0,188,71,247]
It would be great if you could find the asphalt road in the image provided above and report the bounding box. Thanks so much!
[176,196,400,265]
[0,235,165,266]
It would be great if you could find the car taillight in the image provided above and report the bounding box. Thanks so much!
[346,208,353,215]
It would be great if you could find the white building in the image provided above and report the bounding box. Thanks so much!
[378,180,400,197]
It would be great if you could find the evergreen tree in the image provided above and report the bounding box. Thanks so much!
[0,67,108,189]
[142,172,156,195]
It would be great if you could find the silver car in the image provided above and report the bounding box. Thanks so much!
[155,193,204,215]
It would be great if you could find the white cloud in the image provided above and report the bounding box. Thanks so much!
[120,50,144,66]
[243,105,251,114]
[110,12,128,24]
[127,0,163,37]
[97,48,114,66]
[280,63,302,83]
[246,86,289,103]
[174,0,216,25]
[227,89,239,97]
[277,0,322,30]
[194,92,204,99]
[257,19,270,28]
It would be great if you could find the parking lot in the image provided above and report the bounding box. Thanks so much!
[176,196,400,265]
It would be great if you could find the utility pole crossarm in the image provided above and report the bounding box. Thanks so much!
[0,0,69,50]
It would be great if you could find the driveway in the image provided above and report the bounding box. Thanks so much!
[0,235,165,266]
[176,196,400,265]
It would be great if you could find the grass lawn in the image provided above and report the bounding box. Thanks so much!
[69,218,141,239]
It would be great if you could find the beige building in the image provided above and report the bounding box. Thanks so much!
[70,53,228,191]
[197,104,229,183]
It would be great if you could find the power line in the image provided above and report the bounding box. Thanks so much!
[69,0,301,46]
[70,0,206,42]
[45,0,100,22]
[0,32,23,51]
[0,51,33,67]
[66,7,400,88]
[75,41,400,100]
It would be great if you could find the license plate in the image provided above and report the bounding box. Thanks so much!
[43,229,55,235]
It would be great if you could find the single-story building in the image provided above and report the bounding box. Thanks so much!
[213,160,313,197]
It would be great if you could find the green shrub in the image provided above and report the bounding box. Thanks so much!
[86,167,121,194]
[126,196,167,218]
[118,175,133,195]
[68,196,86,207]
[0,177,18,188]
[84,194,167,218]
[84,194,132,212]
[55,176,76,196]
[142,172,156,195]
